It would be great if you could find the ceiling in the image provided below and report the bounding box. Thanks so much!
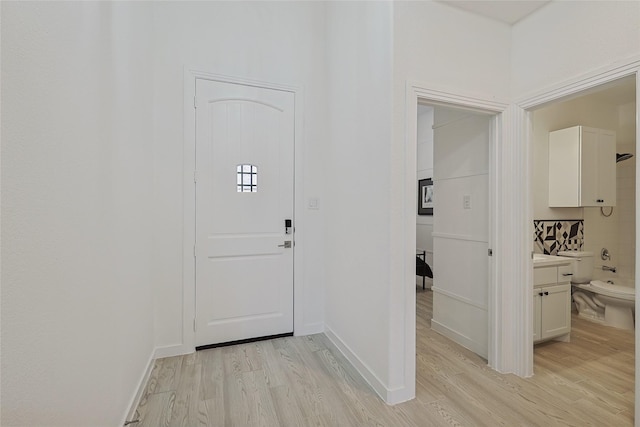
[437,0,551,25]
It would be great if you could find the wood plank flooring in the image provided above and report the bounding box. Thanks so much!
[133,289,634,426]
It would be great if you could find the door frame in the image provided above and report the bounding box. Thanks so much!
[182,68,305,353]
[401,82,511,403]
[514,57,640,411]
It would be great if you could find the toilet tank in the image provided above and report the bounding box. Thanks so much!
[557,250,594,284]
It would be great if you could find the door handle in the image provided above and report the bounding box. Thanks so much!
[278,241,292,248]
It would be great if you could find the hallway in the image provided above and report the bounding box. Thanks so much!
[133,290,634,426]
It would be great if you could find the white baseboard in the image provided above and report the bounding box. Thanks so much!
[121,350,155,426]
[324,326,407,404]
[385,383,415,405]
[154,344,192,359]
[431,319,488,359]
[295,322,324,336]
[122,344,195,425]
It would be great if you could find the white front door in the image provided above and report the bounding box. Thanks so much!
[194,79,294,347]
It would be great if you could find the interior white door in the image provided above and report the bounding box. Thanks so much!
[194,79,294,347]
[431,109,491,358]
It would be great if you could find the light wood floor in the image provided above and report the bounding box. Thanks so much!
[133,289,634,426]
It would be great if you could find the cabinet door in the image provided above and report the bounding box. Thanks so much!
[597,130,616,206]
[579,128,599,206]
[549,126,616,207]
[540,284,571,340]
[549,127,581,207]
[533,290,542,343]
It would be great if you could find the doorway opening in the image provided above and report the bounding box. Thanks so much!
[529,75,636,412]
[415,102,496,359]
[400,82,509,405]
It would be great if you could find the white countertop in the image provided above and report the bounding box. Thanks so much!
[533,253,572,267]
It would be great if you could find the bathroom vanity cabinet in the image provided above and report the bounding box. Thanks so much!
[548,125,616,207]
[533,262,572,343]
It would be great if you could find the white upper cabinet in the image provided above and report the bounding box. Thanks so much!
[548,126,616,207]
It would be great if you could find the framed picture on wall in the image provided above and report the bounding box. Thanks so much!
[418,178,433,216]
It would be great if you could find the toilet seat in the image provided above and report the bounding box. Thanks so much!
[589,280,635,301]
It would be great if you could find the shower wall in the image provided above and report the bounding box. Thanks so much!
[614,101,636,282]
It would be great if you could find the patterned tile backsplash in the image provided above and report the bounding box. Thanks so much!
[534,220,584,255]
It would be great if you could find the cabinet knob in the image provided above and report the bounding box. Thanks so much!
[596,199,604,203]
[544,291,549,296]
[539,292,544,296]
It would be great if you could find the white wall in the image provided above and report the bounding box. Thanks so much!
[512,1,640,98]
[417,105,434,286]
[323,0,395,400]
[1,2,155,426]
[394,2,511,100]
[431,109,491,358]
[151,1,327,352]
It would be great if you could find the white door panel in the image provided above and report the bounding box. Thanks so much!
[432,111,491,358]
[195,79,294,347]
[206,235,284,258]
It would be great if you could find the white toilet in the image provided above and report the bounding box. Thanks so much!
[558,250,635,330]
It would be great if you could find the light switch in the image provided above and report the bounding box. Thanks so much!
[463,195,471,209]
[308,198,319,210]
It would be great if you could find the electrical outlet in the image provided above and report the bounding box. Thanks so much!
[463,195,471,209]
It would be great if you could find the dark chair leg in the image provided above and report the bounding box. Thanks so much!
[421,250,426,290]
